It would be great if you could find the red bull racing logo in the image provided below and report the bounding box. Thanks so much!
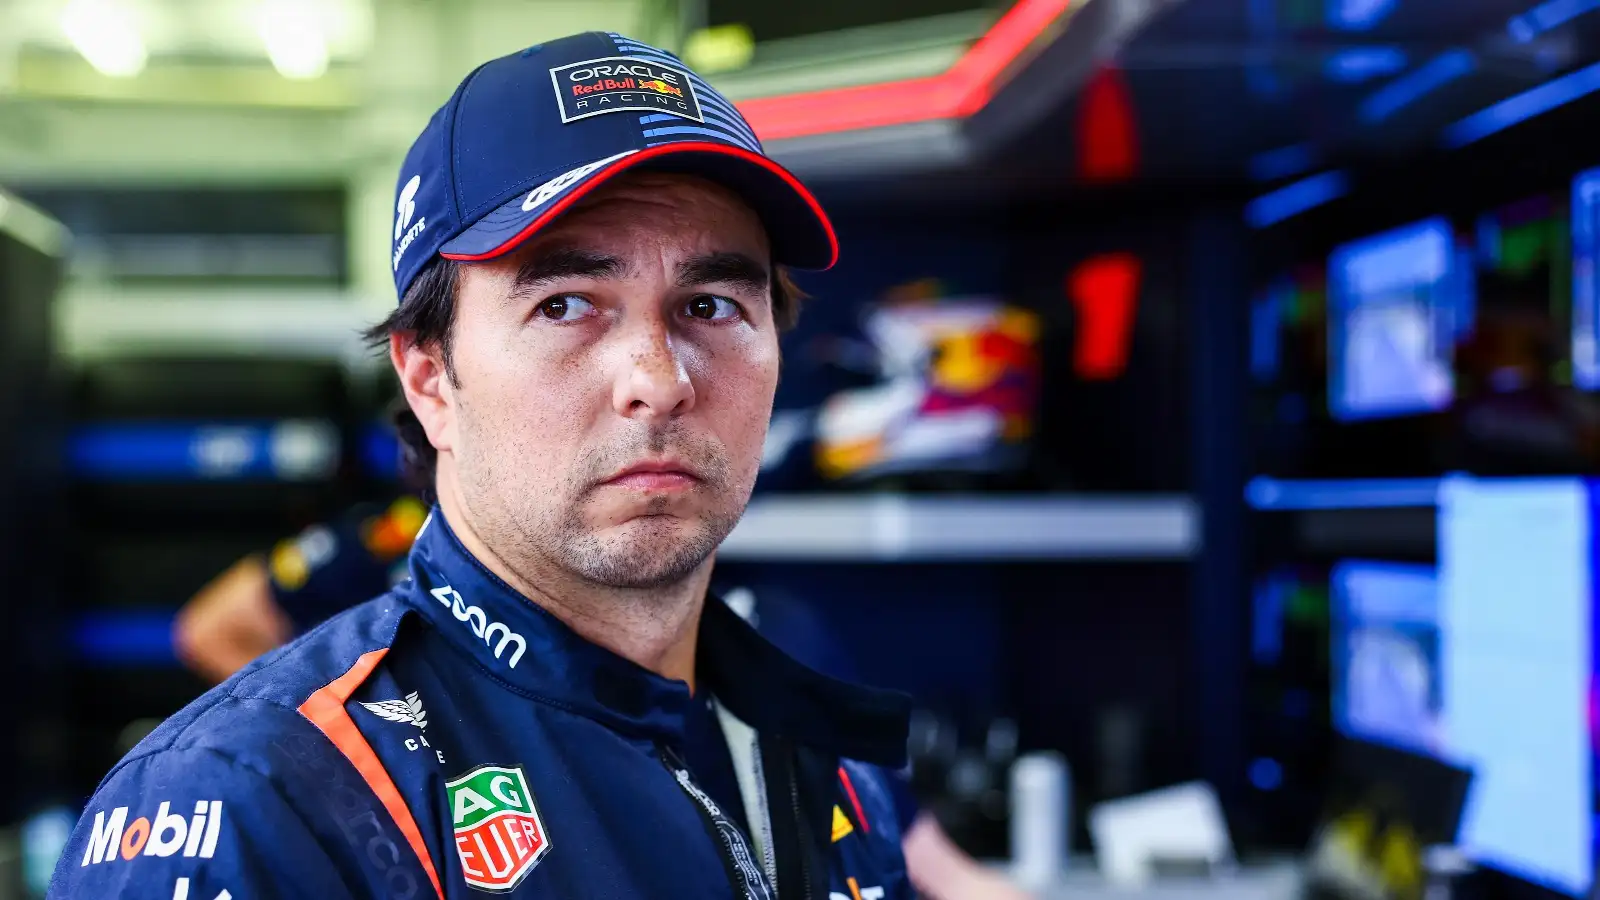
[551,55,702,124]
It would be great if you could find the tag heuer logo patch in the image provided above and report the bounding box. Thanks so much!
[446,765,550,892]
[550,56,703,124]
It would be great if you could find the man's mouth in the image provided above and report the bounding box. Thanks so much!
[600,458,701,491]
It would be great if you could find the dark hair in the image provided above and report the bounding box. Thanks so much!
[366,255,806,497]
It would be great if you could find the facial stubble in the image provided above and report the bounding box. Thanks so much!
[456,390,747,592]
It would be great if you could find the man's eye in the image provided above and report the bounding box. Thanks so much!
[534,294,594,321]
[684,295,740,321]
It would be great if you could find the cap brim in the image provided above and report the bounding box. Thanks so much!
[438,142,837,271]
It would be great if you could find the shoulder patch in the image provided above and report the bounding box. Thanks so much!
[269,539,308,591]
[269,525,338,590]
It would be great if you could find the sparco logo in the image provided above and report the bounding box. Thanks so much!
[431,585,527,669]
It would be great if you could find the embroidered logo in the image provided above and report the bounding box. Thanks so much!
[446,765,551,892]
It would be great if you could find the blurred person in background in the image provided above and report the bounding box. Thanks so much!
[175,493,1036,900]
[174,494,428,683]
[50,31,1022,900]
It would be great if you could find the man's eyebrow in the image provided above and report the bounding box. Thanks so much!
[512,247,626,292]
[675,252,771,296]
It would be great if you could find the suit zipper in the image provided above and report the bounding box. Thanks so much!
[787,762,813,900]
[761,736,818,900]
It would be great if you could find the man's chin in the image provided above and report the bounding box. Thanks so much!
[564,515,729,589]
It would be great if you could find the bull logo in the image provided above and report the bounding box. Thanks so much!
[638,79,683,97]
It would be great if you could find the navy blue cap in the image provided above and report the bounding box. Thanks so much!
[389,31,837,300]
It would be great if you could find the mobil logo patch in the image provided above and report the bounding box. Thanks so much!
[549,55,702,124]
[80,800,224,867]
[447,765,550,892]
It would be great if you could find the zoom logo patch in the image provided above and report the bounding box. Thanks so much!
[431,586,528,670]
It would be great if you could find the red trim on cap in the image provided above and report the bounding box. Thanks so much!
[439,142,838,270]
[736,0,1077,142]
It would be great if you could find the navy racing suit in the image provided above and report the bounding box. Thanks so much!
[50,508,914,899]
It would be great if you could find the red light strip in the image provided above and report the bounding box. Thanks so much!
[736,0,1078,142]
[946,0,1076,111]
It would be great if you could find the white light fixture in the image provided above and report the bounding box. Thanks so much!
[254,0,328,80]
[60,0,148,78]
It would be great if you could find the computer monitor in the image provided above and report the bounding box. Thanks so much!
[1329,560,1443,757]
[1322,479,1596,895]
[1436,475,1592,897]
[1327,217,1468,422]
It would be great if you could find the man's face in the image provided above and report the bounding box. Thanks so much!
[405,172,781,589]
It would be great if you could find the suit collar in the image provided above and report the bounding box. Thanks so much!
[399,507,908,764]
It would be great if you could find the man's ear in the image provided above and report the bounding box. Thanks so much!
[390,332,455,457]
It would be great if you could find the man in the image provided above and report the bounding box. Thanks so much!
[173,502,1037,900]
[52,32,914,900]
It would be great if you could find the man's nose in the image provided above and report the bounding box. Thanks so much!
[612,320,696,421]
